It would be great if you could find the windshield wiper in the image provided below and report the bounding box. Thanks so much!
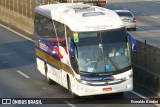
[108,57,118,71]
[93,56,102,72]
[93,43,104,73]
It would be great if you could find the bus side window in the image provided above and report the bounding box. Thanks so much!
[36,16,56,38]
[55,21,66,47]
[34,14,41,35]
[54,21,65,39]
[44,17,55,38]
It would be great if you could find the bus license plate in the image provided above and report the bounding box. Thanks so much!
[102,87,112,91]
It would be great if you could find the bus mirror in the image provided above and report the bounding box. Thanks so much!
[127,32,137,53]
[69,37,75,57]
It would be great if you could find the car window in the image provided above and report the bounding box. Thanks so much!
[116,12,133,17]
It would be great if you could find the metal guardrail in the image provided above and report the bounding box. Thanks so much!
[132,40,160,75]
[132,40,160,96]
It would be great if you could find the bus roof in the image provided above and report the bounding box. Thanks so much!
[35,3,124,32]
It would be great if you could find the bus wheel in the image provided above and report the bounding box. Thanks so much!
[45,64,54,85]
[67,76,77,98]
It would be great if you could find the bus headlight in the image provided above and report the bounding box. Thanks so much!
[81,80,91,85]
[76,78,91,85]
[123,74,133,81]
[75,75,91,85]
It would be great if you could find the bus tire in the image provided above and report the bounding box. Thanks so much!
[67,76,77,98]
[45,63,55,85]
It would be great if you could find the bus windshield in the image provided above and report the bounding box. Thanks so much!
[74,27,131,74]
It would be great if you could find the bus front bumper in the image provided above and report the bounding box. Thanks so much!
[75,77,133,96]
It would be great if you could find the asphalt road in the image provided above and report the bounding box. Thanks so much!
[105,0,160,48]
[0,0,160,107]
[0,25,159,107]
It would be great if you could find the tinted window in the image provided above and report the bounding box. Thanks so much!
[116,12,133,17]
[34,13,65,39]
[54,21,65,39]
[76,28,127,47]
[74,28,131,73]
[34,14,56,38]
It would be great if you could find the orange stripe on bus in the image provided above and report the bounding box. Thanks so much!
[35,48,74,76]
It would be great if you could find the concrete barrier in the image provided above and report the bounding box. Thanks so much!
[0,0,40,35]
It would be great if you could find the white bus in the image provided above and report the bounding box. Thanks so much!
[34,3,136,97]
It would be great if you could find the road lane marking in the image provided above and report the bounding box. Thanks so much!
[131,91,146,98]
[113,5,119,7]
[0,24,34,42]
[64,100,77,107]
[141,13,147,15]
[16,70,30,78]
[132,10,138,12]
[136,27,145,30]
[151,16,159,19]
[123,8,128,10]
